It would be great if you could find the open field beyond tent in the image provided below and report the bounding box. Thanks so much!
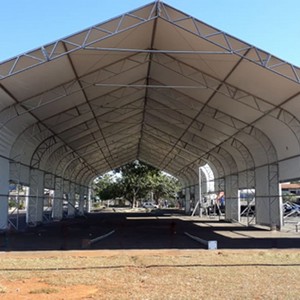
[0,249,299,300]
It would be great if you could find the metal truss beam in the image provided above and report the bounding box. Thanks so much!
[228,137,255,191]
[140,145,191,173]
[153,51,248,172]
[27,82,147,178]
[143,121,226,177]
[245,126,277,164]
[4,51,149,132]
[72,137,138,179]
[136,2,159,161]
[33,117,141,175]
[45,126,142,179]
[158,2,300,84]
[140,147,197,183]
[44,173,55,189]
[31,136,58,169]
[9,45,284,185]
[145,114,212,156]
[8,52,150,183]
[77,168,95,187]
[45,143,100,183]
[175,110,278,178]
[151,53,300,147]
[0,2,158,79]
[178,153,226,187]
[143,131,200,160]
[85,47,233,55]
[64,43,115,170]
[3,1,292,220]
[1,0,299,87]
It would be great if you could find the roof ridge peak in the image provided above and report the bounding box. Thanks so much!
[155,0,162,16]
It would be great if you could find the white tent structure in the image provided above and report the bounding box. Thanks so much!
[1,1,300,230]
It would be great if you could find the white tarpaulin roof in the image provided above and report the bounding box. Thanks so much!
[1,1,300,187]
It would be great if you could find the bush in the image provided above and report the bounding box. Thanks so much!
[8,198,25,209]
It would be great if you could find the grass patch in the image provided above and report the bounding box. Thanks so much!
[0,250,299,299]
[29,287,58,294]
[0,285,6,293]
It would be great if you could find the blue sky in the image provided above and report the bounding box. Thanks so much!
[1,0,300,66]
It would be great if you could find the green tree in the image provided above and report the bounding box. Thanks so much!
[115,160,159,207]
[149,173,181,204]
[95,161,182,208]
[94,173,120,201]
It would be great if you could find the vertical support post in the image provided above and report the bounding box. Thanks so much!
[83,186,89,213]
[255,164,281,229]
[68,182,76,217]
[269,163,282,229]
[78,186,85,216]
[0,158,9,230]
[185,187,191,215]
[52,177,63,220]
[278,180,283,229]
[63,179,70,214]
[225,174,240,222]
[23,186,30,224]
[190,185,195,212]
[27,169,44,225]
[15,185,20,230]
[199,167,202,217]
[87,187,93,213]
[194,184,200,216]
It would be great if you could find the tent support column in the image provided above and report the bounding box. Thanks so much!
[0,157,9,230]
[225,174,240,222]
[87,187,93,213]
[27,169,44,226]
[194,184,200,216]
[78,186,85,216]
[255,164,282,229]
[52,177,63,220]
[185,187,191,215]
[83,186,89,213]
[68,182,76,217]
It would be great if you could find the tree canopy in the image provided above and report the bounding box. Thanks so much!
[95,160,181,207]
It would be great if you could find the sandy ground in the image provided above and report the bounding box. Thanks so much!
[0,249,300,300]
[1,211,300,299]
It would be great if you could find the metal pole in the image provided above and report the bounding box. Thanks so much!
[199,167,202,218]
[94,83,208,89]
[16,185,19,230]
[84,47,232,55]
[36,189,39,226]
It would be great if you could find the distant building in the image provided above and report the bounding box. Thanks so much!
[281,183,300,199]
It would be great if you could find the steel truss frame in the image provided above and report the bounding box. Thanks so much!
[27,169,44,226]
[0,1,291,230]
[6,42,298,188]
[3,1,299,183]
[0,1,296,185]
[1,1,299,83]
[268,163,282,228]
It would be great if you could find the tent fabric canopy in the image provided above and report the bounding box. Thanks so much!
[1,1,300,187]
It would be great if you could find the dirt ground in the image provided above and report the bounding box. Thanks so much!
[1,211,300,299]
[0,249,300,300]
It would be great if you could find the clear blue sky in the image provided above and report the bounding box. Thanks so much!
[1,0,300,66]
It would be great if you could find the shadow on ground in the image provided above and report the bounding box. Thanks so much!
[1,209,300,251]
